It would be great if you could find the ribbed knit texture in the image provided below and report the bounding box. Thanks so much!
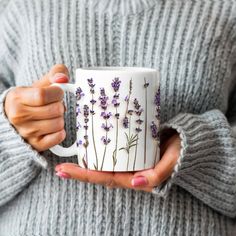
[0,0,236,235]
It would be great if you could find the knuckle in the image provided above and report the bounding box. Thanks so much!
[34,88,45,105]
[8,105,23,125]
[53,102,65,116]
[57,129,66,142]
[27,137,42,151]
[21,127,37,138]
[57,118,65,130]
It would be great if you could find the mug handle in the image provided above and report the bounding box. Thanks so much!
[49,83,77,157]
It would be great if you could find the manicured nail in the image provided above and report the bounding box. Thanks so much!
[51,73,69,83]
[56,171,71,179]
[55,164,62,172]
[131,176,148,187]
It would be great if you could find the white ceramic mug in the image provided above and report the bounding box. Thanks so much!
[50,67,160,172]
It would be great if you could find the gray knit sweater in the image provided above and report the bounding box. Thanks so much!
[0,0,236,235]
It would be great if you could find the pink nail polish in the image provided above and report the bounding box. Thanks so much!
[56,171,71,179]
[55,164,62,172]
[52,73,69,83]
[131,176,148,187]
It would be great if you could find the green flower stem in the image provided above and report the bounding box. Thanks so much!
[85,129,88,168]
[91,94,98,170]
[133,135,139,171]
[126,115,132,171]
[113,107,119,171]
[144,79,148,166]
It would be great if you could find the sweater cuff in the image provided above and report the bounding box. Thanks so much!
[0,88,48,168]
[152,109,236,198]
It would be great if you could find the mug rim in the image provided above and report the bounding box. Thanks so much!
[76,66,158,73]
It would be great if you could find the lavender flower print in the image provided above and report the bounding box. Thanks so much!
[83,105,89,167]
[143,78,149,166]
[151,88,160,164]
[87,78,98,170]
[111,78,121,171]
[99,88,112,171]
[120,79,138,170]
[133,98,143,170]
[76,86,84,136]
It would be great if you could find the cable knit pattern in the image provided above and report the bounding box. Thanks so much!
[0,0,236,235]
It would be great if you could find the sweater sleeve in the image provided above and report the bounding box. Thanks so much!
[152,81,236,218]
[0,2,47,207]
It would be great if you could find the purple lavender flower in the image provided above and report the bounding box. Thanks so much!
[133,98,143,170]
[124,95,129,102]
[136,119,143,125]
[83,105,90,166]
[123,116,129,128]
[113,94,119,99]
[123,79,133,129]
[87,78,95,93]
[83,105,89,118]
[135,127,142,133]
[76,140,83,147]
[99,88,109,110]
[90,99,96,105]
[154,87,160,119]
[76,87,85,100]
[112,98,120,107]
[101,111,112,119]
[144,80,149,88]
[111,77,121,92]
[150,121,158,139]
[111,78,121,171]
[87,78,98,168]
[135,108,144,116]
[134,98,141,110]
[99,87,112,171]
[101,123,113,131]
[101,136,111,145]
[76,105,81,116]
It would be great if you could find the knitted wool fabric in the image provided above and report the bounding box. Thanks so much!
[0,0,236,235]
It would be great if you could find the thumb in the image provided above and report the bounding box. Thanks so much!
[32,64,70,88]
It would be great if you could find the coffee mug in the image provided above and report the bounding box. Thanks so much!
[50,67,160,172]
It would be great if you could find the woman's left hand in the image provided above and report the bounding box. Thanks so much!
[55,132,181,192]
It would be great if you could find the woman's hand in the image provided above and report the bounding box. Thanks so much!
[4,64,69,152]
[55,131,181,192]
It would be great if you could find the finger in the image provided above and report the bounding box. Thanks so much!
[30,129,66,152]
[23,101,65,120]
[16,86,64,106]
[132,134,181,188]
[32,64,69,88]
[55,163,137,189]
[18,117,64,138]
[55,164,116,186]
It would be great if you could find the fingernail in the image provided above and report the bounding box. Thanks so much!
[131,176,148,187]
[55,164,62,172]
[51,73,69,83]
[56,171,71,179]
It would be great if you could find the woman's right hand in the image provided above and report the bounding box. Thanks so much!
[4,64,69,152]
